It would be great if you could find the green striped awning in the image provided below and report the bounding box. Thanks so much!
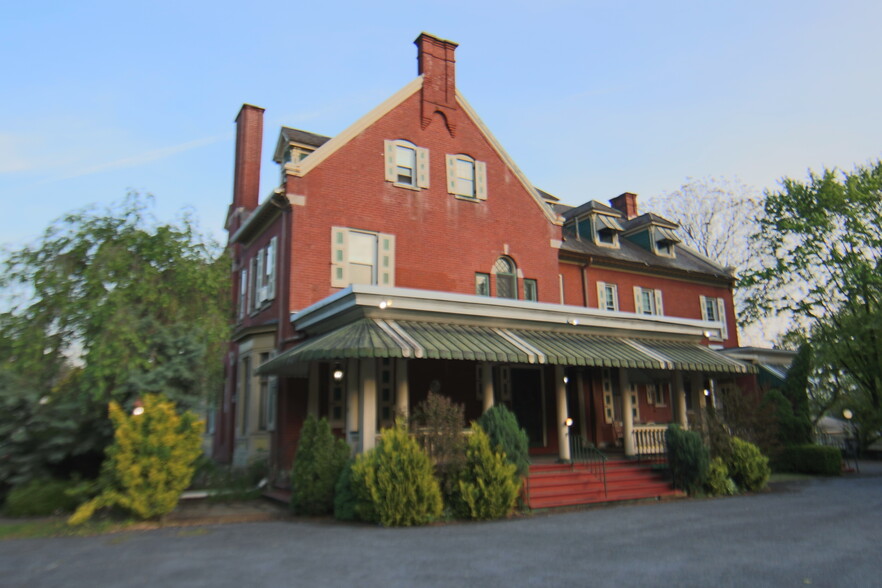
[258,318,753,376]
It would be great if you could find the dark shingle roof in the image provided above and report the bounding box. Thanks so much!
[562,199,623,221]
[280,127,331,149]
[560,225,733,281]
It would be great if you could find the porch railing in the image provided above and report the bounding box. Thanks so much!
[632,424,668,462]
[570,436,607,498]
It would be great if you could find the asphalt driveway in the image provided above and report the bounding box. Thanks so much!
[2,467,881,588]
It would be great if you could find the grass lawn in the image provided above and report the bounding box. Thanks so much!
[0,517,123,540]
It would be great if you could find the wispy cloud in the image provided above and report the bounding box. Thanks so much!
[48,132,232,182]
[0,133,41,173]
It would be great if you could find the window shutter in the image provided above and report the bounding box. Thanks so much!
[384,140,396,183]
[266,237,277,300]
[717,298,728,339]
[597,281,606,310]
[654,289,664,316]
[416,147,430,188]
[256,249,265,302]
[239,269,248,318]
[633,286,642,314]
[446,154,457,194]
[475,160,487,200]
[378,233,396,287]
[249,257,258,310]
[699,295,709,321]
[610,284,618,311]
[331,227,349,288]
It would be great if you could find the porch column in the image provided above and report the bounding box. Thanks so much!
[690,373,705,430]
[555,365,571,461]
[307,362,319,418]
[576,371,588,443]
[345,358,359,449]
[359,359,377,452]
[481,363,494,413]
[395,358,408,419]
[620,368,635,457]
[674,370,688,429]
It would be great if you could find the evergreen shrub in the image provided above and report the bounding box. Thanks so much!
[290,416,351,515]
[774,445,842,476]
[477,405,530,479]
[726,437,771,492]
[453,424,520,520]
[333,459,357,521]
[68,394,204,524]
[350,422,442,527]
[665,424,709,495]
[411,392,467,502]
[3,478,81,516]
[704,457,737,497]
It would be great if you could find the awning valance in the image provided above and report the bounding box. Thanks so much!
[595,214,625,232]
[656,226,681,243]
[258,318,753,376]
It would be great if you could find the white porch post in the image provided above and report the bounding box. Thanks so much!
[481,363,494,413]
[345,358,359,449]
[395,358,408,419]
[555,365,571,461]
[307,362,319,418]
[674,370,688,429]
[359,359,377,452]
[621,368,635,457]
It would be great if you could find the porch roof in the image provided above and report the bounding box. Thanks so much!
[258,318,753,376]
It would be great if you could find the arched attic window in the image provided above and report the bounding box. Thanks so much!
[493,256,517,299]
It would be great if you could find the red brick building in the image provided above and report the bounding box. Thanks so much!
[214,34,750,480]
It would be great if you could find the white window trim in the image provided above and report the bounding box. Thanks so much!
[446,153,487,200]
[385,139,429,189]
[700,295,729,340]
[330,227,396,289]
[634,287,664,316]
[597,281,619,311]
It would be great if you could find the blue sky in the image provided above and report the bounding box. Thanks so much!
[2,0,881,251]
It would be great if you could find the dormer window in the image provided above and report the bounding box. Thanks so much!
[591,214,623,248]
[653,226,680,258]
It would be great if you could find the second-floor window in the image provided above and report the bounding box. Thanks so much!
[239,237,278,319]
[494,256,517,299]
[700,295,729,339]
[597,281,619,311]
[634,287,663,316]
[331,227,396,288]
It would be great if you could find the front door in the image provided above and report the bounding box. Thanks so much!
[510,367,545,448]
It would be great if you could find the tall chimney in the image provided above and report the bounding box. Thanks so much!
[609,192,638,220]
[414,33,458,132]
[232,104,265,215]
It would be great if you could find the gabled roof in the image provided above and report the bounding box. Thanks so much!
[278,75,562,226]
[622,212,679,231]
[562,199,623,221]
[560,225,733,281]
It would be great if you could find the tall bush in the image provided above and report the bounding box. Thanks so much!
[290,416,351,515]
[350,422,442,527]
[411,392,466,500]
[453,424,520,520]
[774,445,841,476]
[704,458,737,497]
[69,394,204,524]
[477,405,530,479]
[726,437,770,492]
[665,424,709,495]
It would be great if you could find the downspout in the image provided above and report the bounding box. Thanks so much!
[580,257,594,308]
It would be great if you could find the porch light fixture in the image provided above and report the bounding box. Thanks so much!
[703,330,713,338]
[333,364,344,381]
[378,299,393,309]
[567,318,580,326]
[563,376,569,384]
[564,417,574,427]
[843,409,853,420]
[132,399,145,416]
[703,389,710,397]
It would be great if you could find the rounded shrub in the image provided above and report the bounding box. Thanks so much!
[705,457,737,497]
[453,424,520,520]
[290,416,351,515]
[477,405,530,479]
[350,422,442,527]
[333,459,357,521]
[4,478,81,516]
[727,437,770,492]
[665,424,709,495]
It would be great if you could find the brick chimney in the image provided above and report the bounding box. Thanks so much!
[609,192,638,220]
[232,104,265,215]
[414,33,458,133]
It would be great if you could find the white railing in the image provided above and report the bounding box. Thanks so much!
[632,424,668,460]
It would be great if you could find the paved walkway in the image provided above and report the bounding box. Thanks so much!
[2,462,881,587]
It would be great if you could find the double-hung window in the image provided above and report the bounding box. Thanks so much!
[242,237,278,315]
[597,281,619,311]
[446,154,487,200]
[331,227,396,288]
[634,287,663,316]
[700,295,729,339]
[385,140,429,189]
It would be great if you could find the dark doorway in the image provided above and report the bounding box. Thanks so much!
[510,368,545,448]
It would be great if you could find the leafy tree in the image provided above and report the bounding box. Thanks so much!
[411,392,467,500]
[742,162,882,445]
[0,193,229,484]
[777,343,813,444]
[69,394,204,524]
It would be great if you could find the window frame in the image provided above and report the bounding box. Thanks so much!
[331,227,396,289]
[634,286,664,316]
[475,272,490,296]
[446,153,487,200]
[523,279,538,302]
[385,140,429,189]
[493,256,517,299]
[700,295,729,340]
[597,281,619,311]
